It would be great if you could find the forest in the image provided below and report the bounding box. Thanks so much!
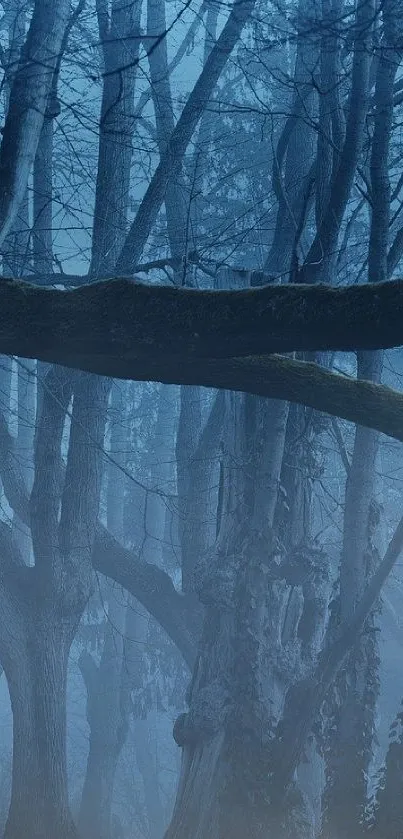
[1,0,403,837]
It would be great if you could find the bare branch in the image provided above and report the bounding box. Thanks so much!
[116,0,257,270]
[92,525,198,668]
[301,0,375,281]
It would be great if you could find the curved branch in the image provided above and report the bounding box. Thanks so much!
[0,376,196,666]
[92,525,198,668]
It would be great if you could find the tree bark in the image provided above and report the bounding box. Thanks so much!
[78,596,128,839]
[4,274,403,364]
[3,279,403,440]
[4,614,78,839]
[165,394,291,839]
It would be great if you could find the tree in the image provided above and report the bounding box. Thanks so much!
[0,368,109,839]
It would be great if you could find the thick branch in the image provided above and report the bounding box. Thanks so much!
[2,278,403,440]
[92,525,198,668]
[0,396,197,664]
[2,277,403,364]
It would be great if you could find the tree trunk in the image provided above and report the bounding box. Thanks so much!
[4,619,78,839]
[321,412,381,836]
[79,380,129,838]
[165,390,294,839]
[0,0,70,245]
[265,0,317,277]
[78,595,128,839]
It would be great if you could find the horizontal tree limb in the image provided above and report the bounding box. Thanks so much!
[2,277,403,442]
[2,276,403,362]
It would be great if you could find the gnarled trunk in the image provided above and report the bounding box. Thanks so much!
[165,393,297,839]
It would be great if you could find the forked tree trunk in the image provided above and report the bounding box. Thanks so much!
[0,369,109,838]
